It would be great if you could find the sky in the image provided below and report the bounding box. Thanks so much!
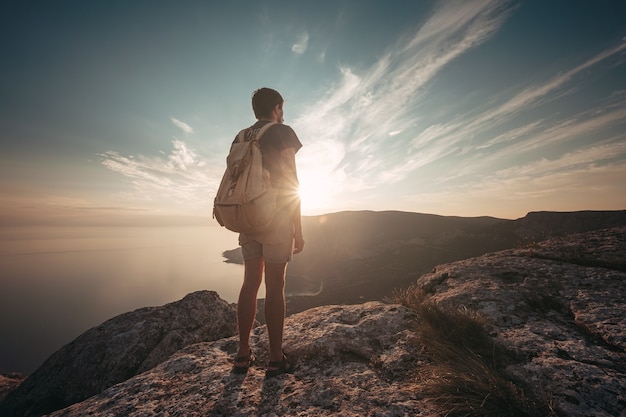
[1,0,626,224]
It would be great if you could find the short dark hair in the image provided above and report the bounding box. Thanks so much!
[252,88,284,119]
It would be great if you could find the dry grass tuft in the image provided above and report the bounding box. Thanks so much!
[394,285,556,417]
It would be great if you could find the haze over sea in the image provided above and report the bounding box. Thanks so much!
[0,225,246,375]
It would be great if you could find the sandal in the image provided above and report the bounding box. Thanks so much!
[265,353,293,378]
[232,349,255,374]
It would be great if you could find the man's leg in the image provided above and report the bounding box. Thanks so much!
[264,262,287,363]
[237,257,264,359]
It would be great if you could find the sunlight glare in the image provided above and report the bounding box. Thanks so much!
[298,171,334,215]
[295,138,347,215]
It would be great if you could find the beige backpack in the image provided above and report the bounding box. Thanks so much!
[213,122,277,233]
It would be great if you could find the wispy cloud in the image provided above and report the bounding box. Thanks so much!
[171,117,193,134]
[292,32,309,54]
[406,146,626,218]
[292,0,626,215]
[100,139,220,212]
[317,49,326,63]
[294,0,513,193]
[98,0,626,218]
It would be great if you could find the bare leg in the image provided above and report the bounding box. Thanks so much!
[264,262,287,362]
[237,257,264,359]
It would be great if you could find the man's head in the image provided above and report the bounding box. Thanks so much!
[252,88,284,121]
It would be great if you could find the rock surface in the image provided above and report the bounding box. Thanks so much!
[4,227,626,417]
[49,302,427,417]
[0,373,26,402]
[417,226,626,417]
[1,291,237,417]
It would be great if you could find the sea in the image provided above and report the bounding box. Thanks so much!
[0,225,249,375]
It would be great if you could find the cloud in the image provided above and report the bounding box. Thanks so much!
[171,117,193,134]
[452,41,626,140]
[317,49,326,63]
[105,2,521,215]
[294,0,512,188]
[406,152,626,219]
[292,32,309,54]
[290,0,626,216]
[100,140,220,212]
[99,0,626,218]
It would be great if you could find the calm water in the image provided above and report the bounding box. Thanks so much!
[0,225,248,374]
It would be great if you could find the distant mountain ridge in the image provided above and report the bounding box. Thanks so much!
[505,209,626,240]
[301,209,626,245]
[253,209,626,316]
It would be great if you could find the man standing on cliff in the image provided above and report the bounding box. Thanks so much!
[233,87,304,378]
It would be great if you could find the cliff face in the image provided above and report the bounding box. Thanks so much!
[242,210,626,312]
[2,226,625,417]
[49,302,423,417]
[509,210,626,241]
[0,291,237,417]
[416,226,626,416]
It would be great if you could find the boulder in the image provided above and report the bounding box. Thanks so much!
[49,302,429,417]
[0,290,237,417]
[416,226,626,416]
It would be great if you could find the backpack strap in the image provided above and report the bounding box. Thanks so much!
[236,122,277,143]
[255,122,277,141]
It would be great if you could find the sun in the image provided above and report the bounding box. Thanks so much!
[295,139,346,215]
[297,170,337,215]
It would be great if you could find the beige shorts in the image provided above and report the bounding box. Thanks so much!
[239,208,294,264]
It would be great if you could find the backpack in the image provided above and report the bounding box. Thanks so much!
[213,122,278,233]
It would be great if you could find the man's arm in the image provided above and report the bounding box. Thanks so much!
[280,147,304,254]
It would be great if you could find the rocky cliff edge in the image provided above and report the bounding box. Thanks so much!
[1,227,624,416]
